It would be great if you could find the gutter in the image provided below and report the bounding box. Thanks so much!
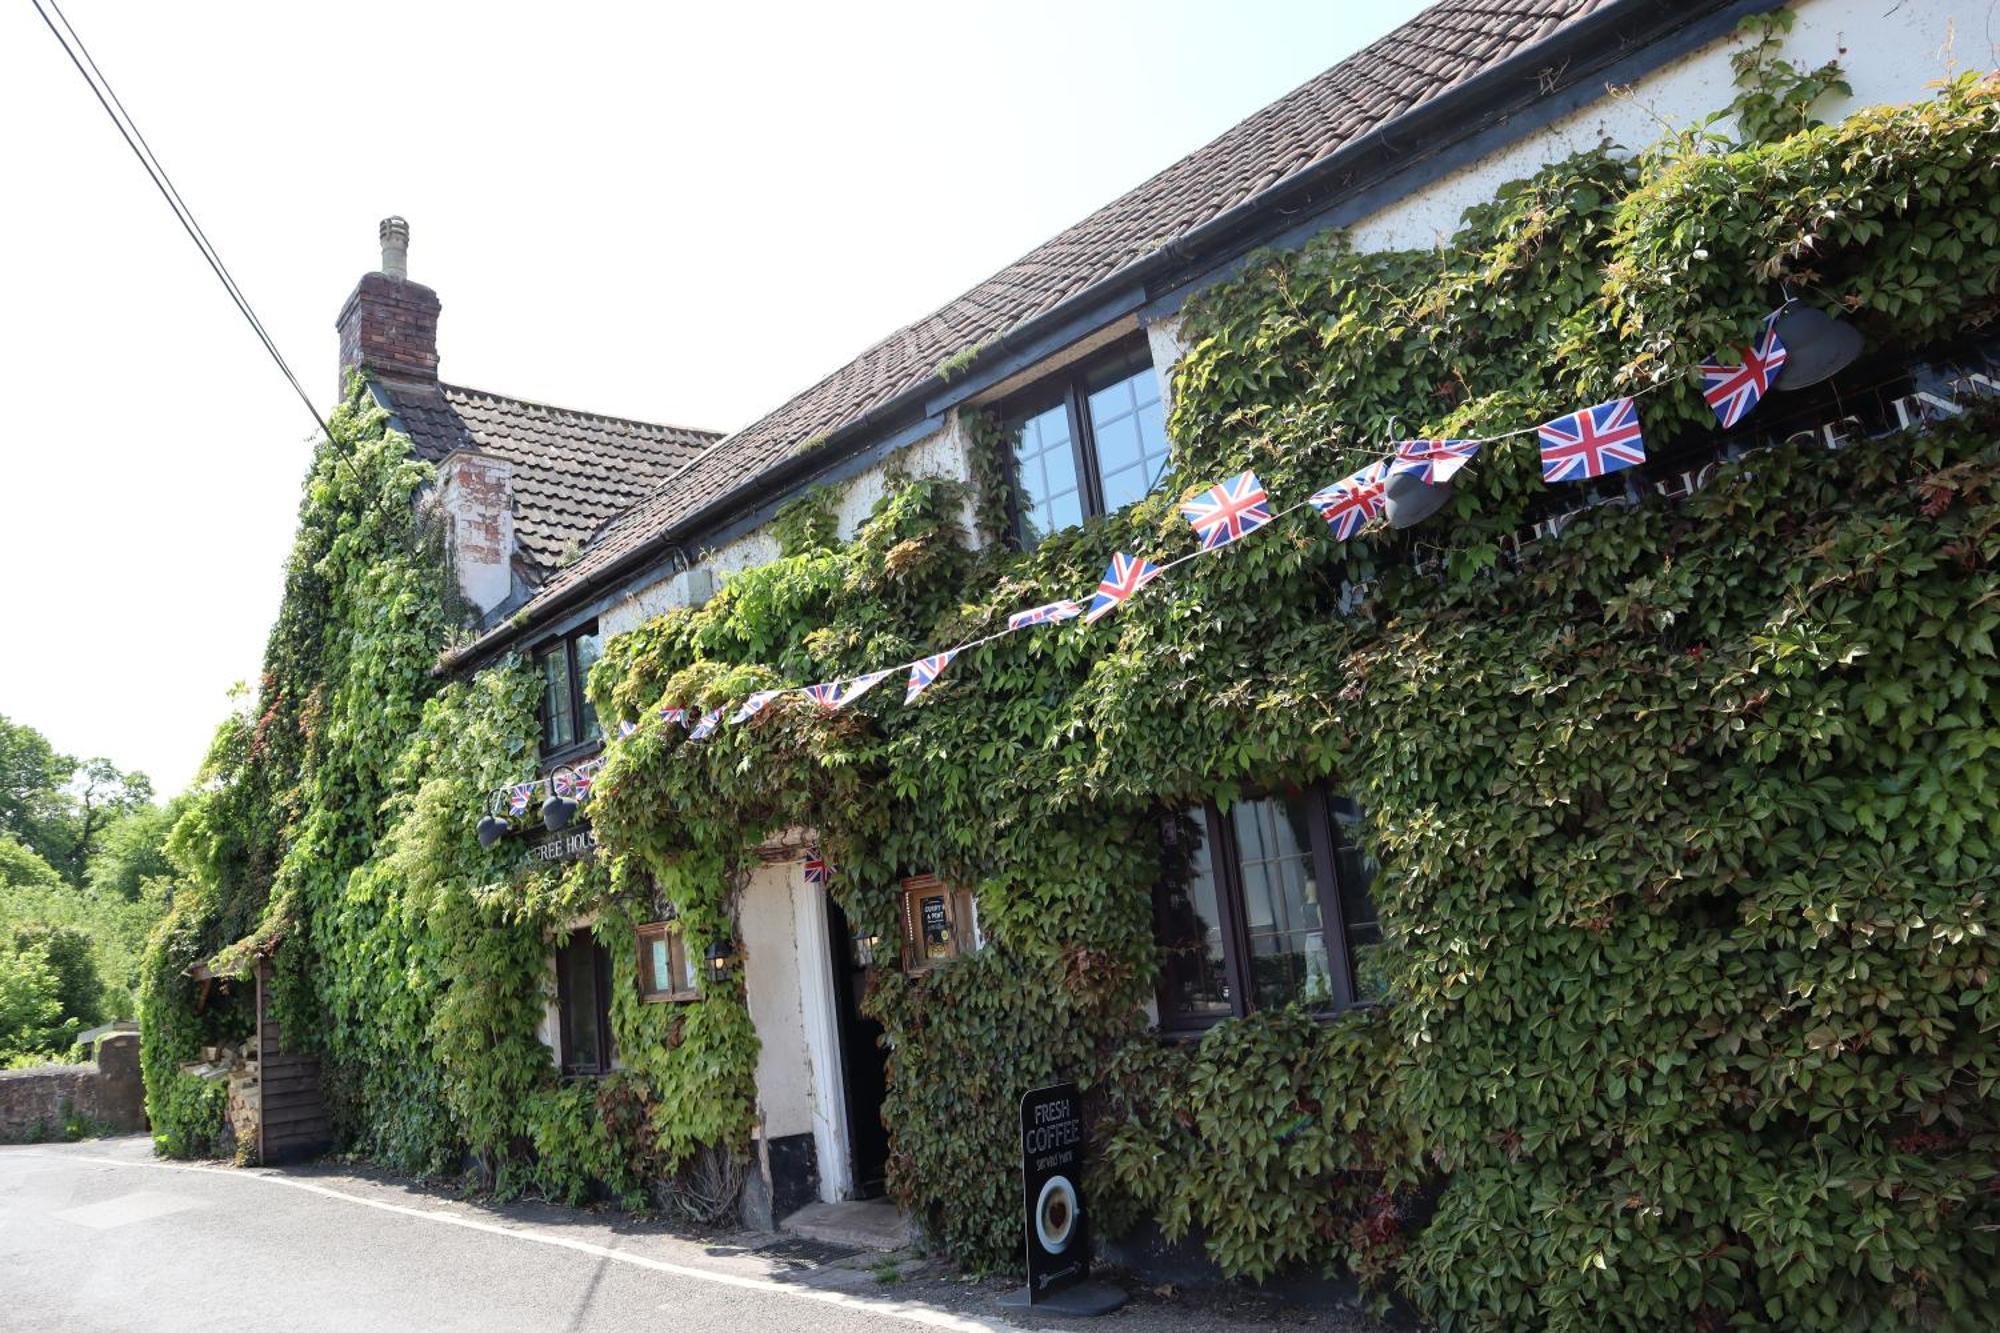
[444,0,1765,673]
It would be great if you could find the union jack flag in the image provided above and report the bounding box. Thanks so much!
[1179,469,1272,550]
[688,709,722,740]
[1699,329,1788,430]
[1007,600,1081,631]
[1082,552,1161,625]
[550,770,577,799]
[1537,397,1646,483]
[804,853,833,885]
[730,689,784,725]
[659,705,689,729]
[617,719,638,739]
[835,669,892,707]
[1387,439,1480,485]
[570,763,595,801]
[507,783,533,816]
[1309,461,1390,541]
[804,682,843,708]
[904,650,958,704]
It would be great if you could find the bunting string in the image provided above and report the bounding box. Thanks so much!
[483,317,1807,807]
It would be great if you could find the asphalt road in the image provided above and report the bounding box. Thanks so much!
[0,1137,992,1333]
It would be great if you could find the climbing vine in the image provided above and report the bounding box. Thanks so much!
[141,57,2000,1333]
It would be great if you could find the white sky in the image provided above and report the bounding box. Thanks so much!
[0,0,1428,794]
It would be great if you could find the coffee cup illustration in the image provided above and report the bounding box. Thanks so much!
[1035,1174,1078,1254]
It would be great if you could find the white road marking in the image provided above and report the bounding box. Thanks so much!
[11,1151,1008,1331]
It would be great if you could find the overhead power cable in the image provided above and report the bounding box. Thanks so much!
[29,0,369,491]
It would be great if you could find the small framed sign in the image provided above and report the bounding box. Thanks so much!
[897,874,979,973]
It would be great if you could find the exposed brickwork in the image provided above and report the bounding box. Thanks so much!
[337,271,442,390]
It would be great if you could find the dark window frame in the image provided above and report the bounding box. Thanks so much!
[1152,787,1379,1035]
[554,927,615,1076]
[999,341,1168,547]
[534,621,603,765]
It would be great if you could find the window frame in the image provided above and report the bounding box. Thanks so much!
[1152,787,1378,1035]
[634,920,700,1003]
[999,341,1167,547]
[534,621,603,765]
[554,927,615,1077]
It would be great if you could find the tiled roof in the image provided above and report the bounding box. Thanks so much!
[472,0,1627,651]
[380,380,721,576]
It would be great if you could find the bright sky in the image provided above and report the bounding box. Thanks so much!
[0,0,1429,793]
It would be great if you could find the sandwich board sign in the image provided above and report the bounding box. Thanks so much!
[1020,1081,1088,1301]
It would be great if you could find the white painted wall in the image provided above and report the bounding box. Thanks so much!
[598,413,981,642]
[1350,0,1992,254]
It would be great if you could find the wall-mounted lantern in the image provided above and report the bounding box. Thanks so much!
[476,814,509,848]
[1771,300,1864,390]
[704,937,738,980]
[542,768,579,832]
[1382,469,1454,529]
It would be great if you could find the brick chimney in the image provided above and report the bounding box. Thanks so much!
[336,216,440,392]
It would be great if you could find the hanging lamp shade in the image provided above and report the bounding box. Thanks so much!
[476,814,508,849]
[542,794,577,832]
[1383,469,1455,529]
[1769,302,1864,390]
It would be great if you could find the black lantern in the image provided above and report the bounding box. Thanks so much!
[1382,469,1454,529]
[705,937,737,979]
[1770,301,1864,390]
[542,793,576,832]
[476,814,509,849]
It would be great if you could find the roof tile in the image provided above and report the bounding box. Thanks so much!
[486,0,1614,636]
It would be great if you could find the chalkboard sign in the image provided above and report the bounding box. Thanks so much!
[1019,1081,1088,1302]
[920,893,951,957]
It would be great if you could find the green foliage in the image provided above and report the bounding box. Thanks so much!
[1722,10,1854,146]
[0,834,155,1060]
[0,713,153,882]
[87,799,182,901]
[575,79,2000,1329]
[0,716,77,870]
[136,380,764,1201]
[138,76,2000,1330]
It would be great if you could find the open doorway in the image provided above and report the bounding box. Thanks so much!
[824,895,891,1197]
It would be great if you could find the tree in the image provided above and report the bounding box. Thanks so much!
[0,714,74,871]
[87,799,182,902]
[65,758,155,883]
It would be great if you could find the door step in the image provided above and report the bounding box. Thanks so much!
[780,1198,913,1252]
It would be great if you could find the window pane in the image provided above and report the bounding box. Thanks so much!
[1088,367,1171,513]
[540,647,575,751]
[1155,807,1232,1024]
[1013,403,1082,546]
[1230,796,1334,1012]
[558,931,602,1072]
[648,936,672,994]
[1331,798,1386,1002]
[573,630,603,743]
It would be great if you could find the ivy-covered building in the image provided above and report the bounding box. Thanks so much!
[144,1,1999,1327]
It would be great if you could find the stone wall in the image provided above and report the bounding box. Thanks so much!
[0,1033,148,1142]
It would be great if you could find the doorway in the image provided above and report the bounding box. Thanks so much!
[825,895,891,1197]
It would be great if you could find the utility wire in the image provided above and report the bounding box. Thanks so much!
[30,0,370,492]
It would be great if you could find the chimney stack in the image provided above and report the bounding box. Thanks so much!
[336,216,440,393]
[379,215,410,279]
